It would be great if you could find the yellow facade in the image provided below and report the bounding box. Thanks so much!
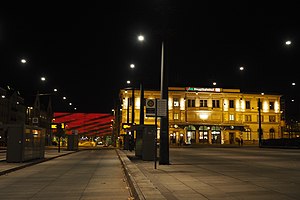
[119,87,283,145]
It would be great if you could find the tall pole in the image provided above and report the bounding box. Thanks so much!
[127,97,130,124]
[140,83,144,125]
[135,82,144,157]
[132,88,135,124]
[159,42,169,164]
[258,98,262,147]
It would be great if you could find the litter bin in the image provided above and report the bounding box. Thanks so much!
[142,125,156,161]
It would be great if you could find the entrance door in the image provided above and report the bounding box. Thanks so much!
[211,131,221,144]
[186,131,195,144]
[199,131,208,143]
[229,132,235,144]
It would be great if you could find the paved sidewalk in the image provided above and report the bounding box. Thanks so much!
[0,148,133,200]
[117,148,300,200]
[0,148,76,176]
[2,147,299,200]
[117,149,166,200]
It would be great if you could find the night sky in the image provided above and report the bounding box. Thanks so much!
[0,1,299,120]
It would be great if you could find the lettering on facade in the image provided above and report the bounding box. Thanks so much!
[122,123,133,130]
[51,123,65,129]
[186,87,221,92]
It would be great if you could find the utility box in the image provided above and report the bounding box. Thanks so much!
[6,124,45,162]
[67,134,79,151]
[135,126,144,158]
[123,134,130,150]
[142,125,156,161]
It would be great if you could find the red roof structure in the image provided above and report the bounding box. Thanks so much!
[53,112,113,136]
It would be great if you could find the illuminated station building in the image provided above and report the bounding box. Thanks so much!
[119,87,284,145]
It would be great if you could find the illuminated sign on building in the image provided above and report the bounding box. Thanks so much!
[122,123,133,130]
[51,123,65,129]
[186,87,222,93]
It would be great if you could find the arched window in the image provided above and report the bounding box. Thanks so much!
[185,125,196,144]
[199,125,209,142]
[186,125,196,131]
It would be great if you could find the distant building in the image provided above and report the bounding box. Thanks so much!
[25,92,53,145]
[0,86,26,146]
[118,87,285,145]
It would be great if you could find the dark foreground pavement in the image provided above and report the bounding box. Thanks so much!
[118,147,300,200]
[0,148,133,200]
[1,146,300,200]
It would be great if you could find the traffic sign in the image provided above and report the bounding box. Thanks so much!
[157,99,167,117]
[32,117,39,124]
[146,99,156,117]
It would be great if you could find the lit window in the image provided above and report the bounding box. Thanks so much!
[173,98,179,107]
[229,114,234,121]
[174,113,179,120]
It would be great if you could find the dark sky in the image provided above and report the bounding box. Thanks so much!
[0,1,299,120]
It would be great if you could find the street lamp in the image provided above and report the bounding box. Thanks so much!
[136,34,169,164]
[135,36,145,127]
[159,41,169,165]
[40,76,46,82]
[125,80,134,125]
[130,64,135,69]
[239,66,245,91]
[128,63,137,125]
[138,35,145,42]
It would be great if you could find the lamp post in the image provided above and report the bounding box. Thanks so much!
[136,35,145,127]
[33,84,76,147]
[128,61,144,155]
[126,80,135,125]
[239,66,245,91]
[136,34,169,164]
[129,65,135,125]
[258,98,262,147]
[126,89,130,124]
[159,41,169,165]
